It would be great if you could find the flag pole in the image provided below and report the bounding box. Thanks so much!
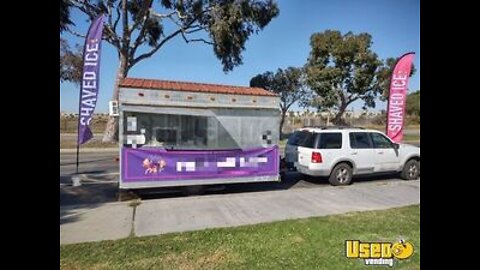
[76,76,82,175]
[76,116,80,174]
[74,111,81,186]
[76,140,80,174]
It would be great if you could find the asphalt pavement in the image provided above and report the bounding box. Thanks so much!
[60,144,420,245]
[60,143,419,206]
[60,151,119,178]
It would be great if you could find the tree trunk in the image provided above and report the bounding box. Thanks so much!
[333,103,348,126]
[279,110,287,138]
[102,54,129,142]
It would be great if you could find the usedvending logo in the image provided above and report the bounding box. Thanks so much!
[345,239,414,267]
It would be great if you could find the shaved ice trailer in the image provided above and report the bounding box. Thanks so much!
[115,78,281,191]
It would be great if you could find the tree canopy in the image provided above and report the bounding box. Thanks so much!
[304,30,415,125]
[60,38,83,85]
[305,30,384,124]
[406,90,420,116]
[60,0,74,32]
[65,0,279,73]
[250,67,307,134]
[250,67,306,112]
[60,1,82,85]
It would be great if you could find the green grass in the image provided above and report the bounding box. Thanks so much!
[60,205,420,270]
[363,125,420,131]
[60,117,108,133]
[60,138,118,149]
[60,116,116,149]
[403,134,420,142]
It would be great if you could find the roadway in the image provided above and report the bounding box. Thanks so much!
[60,142,419,206]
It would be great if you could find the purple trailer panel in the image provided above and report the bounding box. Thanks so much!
[121,146,279,182]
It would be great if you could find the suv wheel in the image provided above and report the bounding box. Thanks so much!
[401,159,420,180]
[329,163,353,186]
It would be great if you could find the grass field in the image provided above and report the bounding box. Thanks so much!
[403,134,420,142]
[60,205,420,269]
[60,116,420,133]
[60,116,109,133]
[60,138,117,149]
[363,124,421,131]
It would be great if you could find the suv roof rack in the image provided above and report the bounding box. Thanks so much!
[302,125,365,130]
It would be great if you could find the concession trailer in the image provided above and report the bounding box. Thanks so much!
[115,78,281,190]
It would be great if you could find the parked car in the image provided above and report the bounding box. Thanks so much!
[285,127,420,186]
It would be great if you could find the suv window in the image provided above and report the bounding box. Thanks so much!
[318,133,342,149]
[300,132,318,148]
[350,132,373,149]
[370,133,393,149]
[287,130,311,146]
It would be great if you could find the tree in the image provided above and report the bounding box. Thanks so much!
[406,90,420,116]
[250,67,307,135]
[60,1,83,85]
[305,30,387,125]
[60,0,74,32]
[60,38,83,85]
[65,0,279,142]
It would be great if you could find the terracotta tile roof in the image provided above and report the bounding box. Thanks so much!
[119,77,277,97]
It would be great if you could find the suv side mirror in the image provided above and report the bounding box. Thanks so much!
[393,143,400,150]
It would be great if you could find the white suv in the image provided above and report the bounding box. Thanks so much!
[285,127,420,186]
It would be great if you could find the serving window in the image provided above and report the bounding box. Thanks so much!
[123,112,239,150]
[122,109,278,150]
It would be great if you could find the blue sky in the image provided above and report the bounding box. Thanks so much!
[60,0,420,113]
